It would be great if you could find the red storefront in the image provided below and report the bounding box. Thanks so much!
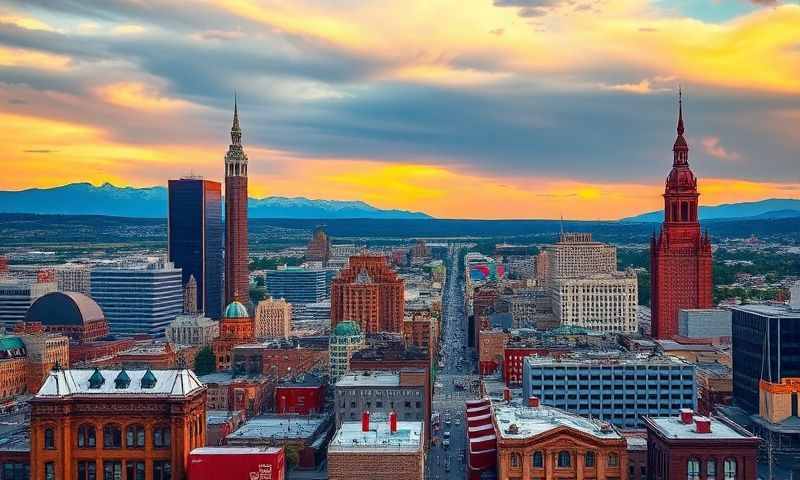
[188,447,285,480]
[274,384,325,415]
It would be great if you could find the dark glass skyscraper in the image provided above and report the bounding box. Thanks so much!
[168,178,224,319]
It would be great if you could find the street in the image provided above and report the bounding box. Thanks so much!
[427,247,479,479]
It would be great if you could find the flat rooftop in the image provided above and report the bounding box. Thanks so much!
[493,403,622,441]
[226,415,327,442]
[730,303,800,319]
[524,353,687,367]
[646,415,757,441]
[328,421,423,453]
[191,447,282,455]
[336,371,400,388]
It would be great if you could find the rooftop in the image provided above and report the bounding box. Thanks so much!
[226,415,328,442]
[524,352,688,368]
[730,303,800,319]
[645,415,758,441]
[336,371,400,388]
[191,447,282,456]
[36,368,203,398]
[493,402,622,441]
[328,421,423,453]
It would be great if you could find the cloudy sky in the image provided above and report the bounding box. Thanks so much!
[1,0,799,219]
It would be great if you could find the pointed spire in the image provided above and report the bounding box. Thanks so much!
[230,92,242,145]
[677,86,684,136]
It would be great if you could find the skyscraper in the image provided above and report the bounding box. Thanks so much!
[330,255,404,334]
[224,97,250,306]
[650,91,713,339]
[306,226,331,265]
[168,177,223,319]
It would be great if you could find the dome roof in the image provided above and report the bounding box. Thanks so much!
[224,301,249,319]
[333,320,361,337]
[26,291,104,326]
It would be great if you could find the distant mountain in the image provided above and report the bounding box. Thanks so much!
[0,183,432,219]
[622,199,800,222]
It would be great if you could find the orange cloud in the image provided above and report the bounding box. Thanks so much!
[0,46,71,71]
[95,82,192,112]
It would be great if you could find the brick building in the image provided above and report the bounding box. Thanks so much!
[335,370,425,426]
[30,367,206,480]
[199,372,272,417]
[224,98,250,306]
[18,332,70,393]
[254,298,292,340]
[274,374,325,415]
[644,410,759,480]
[305,226,331,265]
[402,312,439,360]
[330,255,404,334]
[478,329,508,376]
[327,416,424,480]
[24,291,109,343]
[231,340,328,379]
[213,301,254,370]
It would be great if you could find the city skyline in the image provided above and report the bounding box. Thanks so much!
[2,0,800,219]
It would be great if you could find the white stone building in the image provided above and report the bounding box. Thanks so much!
[551,271,638,333]
[254,298,292,339]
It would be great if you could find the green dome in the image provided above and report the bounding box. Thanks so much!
[333,320,361,337]
[224,301,249,319]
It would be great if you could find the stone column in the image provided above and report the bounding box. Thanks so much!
[545,449,554,480]
[597,450,607,480]
[576,449,585,480]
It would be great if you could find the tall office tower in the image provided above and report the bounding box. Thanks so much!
[650,92,713,339]
[90,260,183,336]
[306,226,331,265]
[168,177,224,319]
[254,297,292,339]
[544,233,617,284]
[330,255,404,334]
[0,278,56,331]
[264,266,330,304]
[224,98,250,306]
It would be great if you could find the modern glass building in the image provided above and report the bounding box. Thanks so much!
[522,354,696,428]
[731,303,800,413]
[90,261,183,336]
[168,178,223,319]
[264,267,332,304]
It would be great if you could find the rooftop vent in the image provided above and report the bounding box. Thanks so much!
[679,408,694,425]
[506,423,519,434]
[527,396,540,408]
[88,368,105,389]
[695,417,712,434]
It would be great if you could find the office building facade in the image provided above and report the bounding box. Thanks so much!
[552,272,639,334]
[168,178,224,319]
[265,267,329,304]
[0,279,56,331]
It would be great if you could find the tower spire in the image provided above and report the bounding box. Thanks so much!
[231,92,241,145]
[677,86,684,136]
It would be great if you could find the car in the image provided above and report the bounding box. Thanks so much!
[444,431,451,438]
[443,440,450,448]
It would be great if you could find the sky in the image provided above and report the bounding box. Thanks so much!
[1,0,799,220]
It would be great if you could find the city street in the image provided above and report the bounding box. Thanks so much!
[427,248,479,479]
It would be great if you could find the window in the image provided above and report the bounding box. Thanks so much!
[102,461,121,480]
[153,426,171,448]
[557,451,571,468]
[103,425,121,449]
[126,461,145,480]
[608,453,619,467]
[707,459,717,480]
[78,425,96,448]
[44,428,55,450]
[687,458,700,480]
[126,426,145,448]
[3,462,30,480]
[153,461,172,480]
[532,451,543,468]
[77,461,96,480]
[585,451,596,468]
[723,459,736,480]
[510,453,521,468]
[44,462,55,480]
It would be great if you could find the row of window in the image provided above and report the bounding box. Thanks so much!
[687,458,737,480]
[43,425,170,450]
[509,450,619,469]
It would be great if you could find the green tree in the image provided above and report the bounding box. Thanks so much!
[284,445,300,469]
[193,346,216,376]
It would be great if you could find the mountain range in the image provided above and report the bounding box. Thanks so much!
[0,183,431,219]
[621,198,800,222]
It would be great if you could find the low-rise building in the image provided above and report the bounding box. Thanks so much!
[165,313,219,346]
[198,372,272,417]
[329,320,365,381]
[328,415,424,480]
[678,308,732,341]
[335,370,425,426]
[232,340,328,379]
[225,414,332,469]
[274,374,325,415]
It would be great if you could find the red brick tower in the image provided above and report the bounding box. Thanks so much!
[330,255,405,333]
[224,96,250,305]
[650,91,713,339]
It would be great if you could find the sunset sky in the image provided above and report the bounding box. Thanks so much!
[1,0,799,219]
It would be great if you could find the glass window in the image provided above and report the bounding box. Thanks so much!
[103,461,121,480]
[44,462,55,480]
[532,451,543,468]
[707,459,717,480]
[585,451,596,467]
[608,453,619,467]
[103,425,121,449]
[126,426,145,448]
[153,426,171,448]
[687,458,700,480]
[557,451,571,468]
[724,459,736,480]
[78,425,96,448]
[77,461,97,480]
[510,453,521,468]
[153,461,172,480]
[126,461,145,480]
[44,428,55,450]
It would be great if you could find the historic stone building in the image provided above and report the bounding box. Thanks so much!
[330,256,405,334]
[30,367,206,480]
[650,92,713,339]
[551,271,639,334]
[24,291,109,343]
[212,301,254,370]
[224,97,250,306]
[329,320,365,381]
[254,298,292,340]
[165,312,219,347]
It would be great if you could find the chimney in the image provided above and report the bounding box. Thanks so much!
[679,408,694,424]
[361,410,370,432]
[389,410,398,433]
[527,396,540,408]
[695,417,711,433]
[503,387,511,402]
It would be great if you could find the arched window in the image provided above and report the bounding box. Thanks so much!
[103,424,122,449]
[43,428,55,450]
[557,451,571,468]
[723,459,737,480]
[510,453,521,468]
[585,451,596,468]
[77,425,96,448]
[126,425,145,448]
[153,425,171,448]
[707,459,717,480]
[532,451,543,468]
[687,458,700,480]
[608,453,619,467]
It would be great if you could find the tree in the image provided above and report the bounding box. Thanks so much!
[194,346,216,376]
[284,445,300,469]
